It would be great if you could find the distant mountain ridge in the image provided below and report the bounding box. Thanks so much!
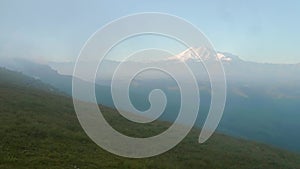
[0,49,300,153]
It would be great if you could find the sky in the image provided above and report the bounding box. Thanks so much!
[0,0,299,64]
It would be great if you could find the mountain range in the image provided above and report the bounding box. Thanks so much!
[0,49,299,153]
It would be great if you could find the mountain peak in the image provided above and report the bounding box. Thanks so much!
[167,47,233,62]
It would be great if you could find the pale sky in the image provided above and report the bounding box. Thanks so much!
[0,0,299,64]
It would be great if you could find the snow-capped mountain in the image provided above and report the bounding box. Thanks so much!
[1,49,300,154]
[167,47,233,62]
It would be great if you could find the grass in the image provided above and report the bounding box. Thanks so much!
[1,67,300,169]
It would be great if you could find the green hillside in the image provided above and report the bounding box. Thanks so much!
[0,67,300,169]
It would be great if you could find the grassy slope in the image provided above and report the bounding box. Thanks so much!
[1,68,300,169]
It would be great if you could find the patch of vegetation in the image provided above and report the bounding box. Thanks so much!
[1,68,300,169]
